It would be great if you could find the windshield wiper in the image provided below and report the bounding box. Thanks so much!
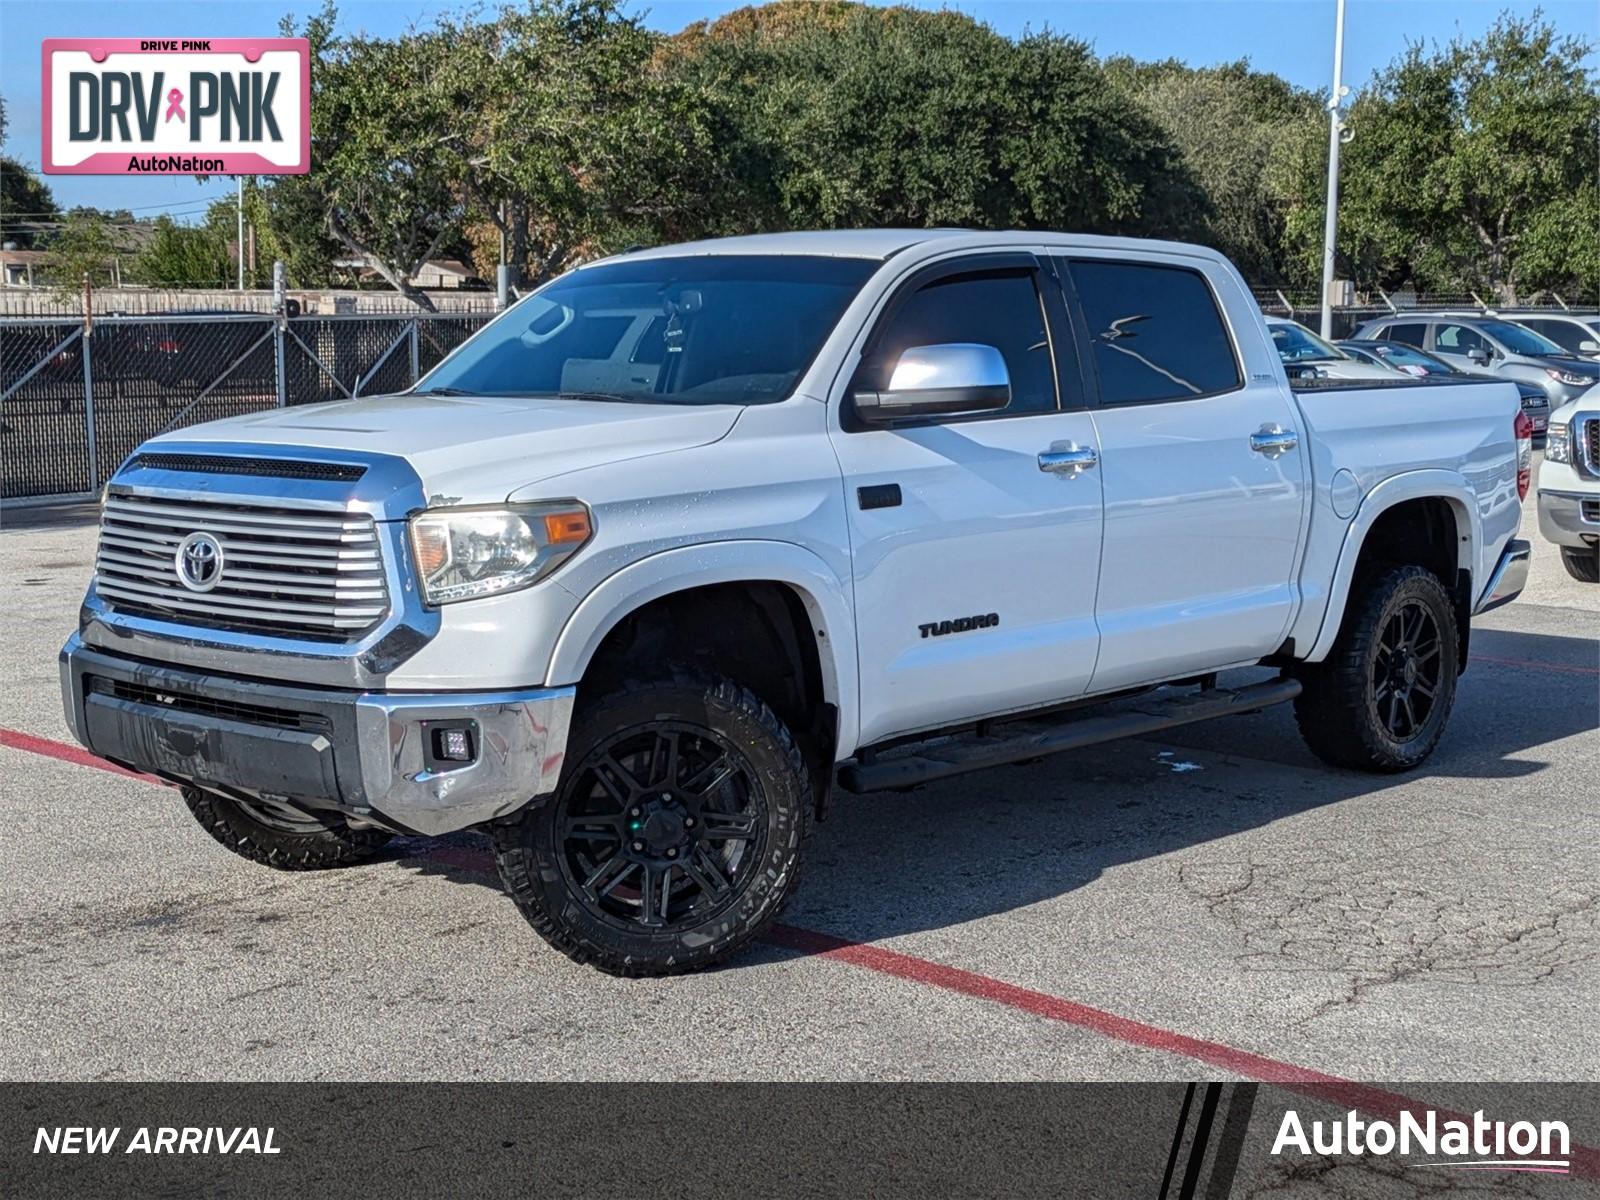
[554,391,648,404]
[410,386,476,397]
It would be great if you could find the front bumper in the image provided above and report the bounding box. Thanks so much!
[1537,489,1600,550]
[59,635,574,836]
[1473,538,1531,615]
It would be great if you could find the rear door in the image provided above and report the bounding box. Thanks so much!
[1055,255,1309,693]
[831,253,1105,747]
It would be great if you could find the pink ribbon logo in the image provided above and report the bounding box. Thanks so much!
[164,88,185,123]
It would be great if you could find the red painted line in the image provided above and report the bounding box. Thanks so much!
[1474,653,1599,677]
[0,726,163,782]
[8,725,1600,1179]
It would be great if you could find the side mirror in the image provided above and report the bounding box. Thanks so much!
[1467,347,1491,366]
[1579,339,1600,354]
[852,343,1011,424]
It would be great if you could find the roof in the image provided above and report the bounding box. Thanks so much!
[601,228,1224,265]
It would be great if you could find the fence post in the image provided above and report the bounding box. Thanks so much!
[81,273,99,491]
[409,319,420,384]
[273,260,288,407]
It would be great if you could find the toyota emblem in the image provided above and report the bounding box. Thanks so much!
[174,531,225,592]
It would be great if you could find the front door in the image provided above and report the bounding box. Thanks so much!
[831,254,1104,748]
[1057,255,1309,693]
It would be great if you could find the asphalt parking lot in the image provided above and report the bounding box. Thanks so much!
[2,479,1596,1085]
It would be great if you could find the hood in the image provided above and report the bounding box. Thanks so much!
[1295,360,1403,382]
[149,392,743,505]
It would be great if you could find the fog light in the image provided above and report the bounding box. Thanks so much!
[424,722,477,772]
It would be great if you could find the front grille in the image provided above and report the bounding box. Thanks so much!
[87,676,330,732]
[1587,419,1600,474]
[94,492,390,640]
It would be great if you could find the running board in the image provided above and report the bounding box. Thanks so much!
[837,677,1302,794]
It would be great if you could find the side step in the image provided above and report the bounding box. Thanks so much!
[837,676,1302,794]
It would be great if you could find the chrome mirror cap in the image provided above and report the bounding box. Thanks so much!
[853,343,1011,423]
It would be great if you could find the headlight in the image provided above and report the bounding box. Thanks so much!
[1545,367,1591,387]
[1546,422,1569,463]
[409,502,592,604]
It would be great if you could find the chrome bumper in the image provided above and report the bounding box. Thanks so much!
[59,634,573,835]
[1537,488,1600,550]
[1473,538,1531,615]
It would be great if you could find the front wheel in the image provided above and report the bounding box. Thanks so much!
[1294,565,1460,773]
[183,787,394,870]
[1561,546,1600,583]
[492,669,812,977]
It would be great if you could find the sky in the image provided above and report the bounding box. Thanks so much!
[3,0,1597,220]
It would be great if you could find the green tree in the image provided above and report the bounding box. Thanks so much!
[46,210,116,297]
[131,214,232,286]
[672,3,1205,237]
[1282,11,1599,301]
[1,94,61,250]
[259,4,463,308]
[435,0,711,286]
[1107,59,1319,283]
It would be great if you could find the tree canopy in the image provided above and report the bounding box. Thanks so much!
[10,4,1595,305]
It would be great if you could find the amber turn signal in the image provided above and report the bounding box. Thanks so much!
[543,509,593,545]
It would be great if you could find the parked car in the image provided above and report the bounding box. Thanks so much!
[1339,339,1551,434]
[1265,318,1403,381]
[60,230,1531,976]
[1351,314,1600,410]
[1537,395,1600,582]
[1492,311,1600,361]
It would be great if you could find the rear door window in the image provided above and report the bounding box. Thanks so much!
[1065,260,1241,405]
[1383,322,1428,347]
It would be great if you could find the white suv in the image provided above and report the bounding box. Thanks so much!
[1539,396,1600,581]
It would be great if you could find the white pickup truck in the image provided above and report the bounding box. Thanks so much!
[60,230,1532,975]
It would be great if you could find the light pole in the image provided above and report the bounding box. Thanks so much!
[1318,0,1350,339]
[236,176,246,291]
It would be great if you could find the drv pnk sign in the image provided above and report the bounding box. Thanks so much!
[42,38,309,175]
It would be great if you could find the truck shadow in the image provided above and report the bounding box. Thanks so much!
[393,625,1597,967]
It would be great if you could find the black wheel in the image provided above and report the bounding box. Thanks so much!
[493,669,812,976]
[182,786,393,870]
[1294,565,1460,773]
[1561,546,1600,583]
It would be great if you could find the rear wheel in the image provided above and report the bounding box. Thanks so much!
[182,787,393,870]
[1561,546,1599,583]
[492,669,811,976]
[1294,566,1460,773]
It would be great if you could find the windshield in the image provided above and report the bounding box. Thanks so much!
[1478,319,1566,357]
[1367,343,1453,374]
[1270,322,1346,363]
[415,255,876,405]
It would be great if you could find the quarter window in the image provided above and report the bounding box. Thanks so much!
[1383,322,1428,347]
[858,269,1058,415]
[1068,261,1241,404]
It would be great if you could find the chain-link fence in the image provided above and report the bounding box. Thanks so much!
[2,312,491,500]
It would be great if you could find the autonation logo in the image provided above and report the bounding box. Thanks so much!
[1272,1108,1572,1176]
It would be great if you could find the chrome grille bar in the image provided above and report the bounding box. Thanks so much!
[94,491,392,638]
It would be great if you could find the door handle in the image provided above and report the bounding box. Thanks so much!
[1038,446,1098,475]
[1249,425,1299,457]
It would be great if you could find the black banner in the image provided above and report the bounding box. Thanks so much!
[3,1083,1595,1197]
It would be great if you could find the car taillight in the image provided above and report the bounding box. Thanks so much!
[157,340,180,353]
[1514,410,1533,501]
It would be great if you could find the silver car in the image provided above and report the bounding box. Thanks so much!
[1495,311,1600,361]
[1351,314,1600,410]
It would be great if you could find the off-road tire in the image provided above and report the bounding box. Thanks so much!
[182,786,394,870]
[1561,546,1600,583]
[493,668,812,977]
[1294,565,1460,773]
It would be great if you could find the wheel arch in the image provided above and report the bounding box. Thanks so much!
[547,540,860,760]
[1303,472,1481,665]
